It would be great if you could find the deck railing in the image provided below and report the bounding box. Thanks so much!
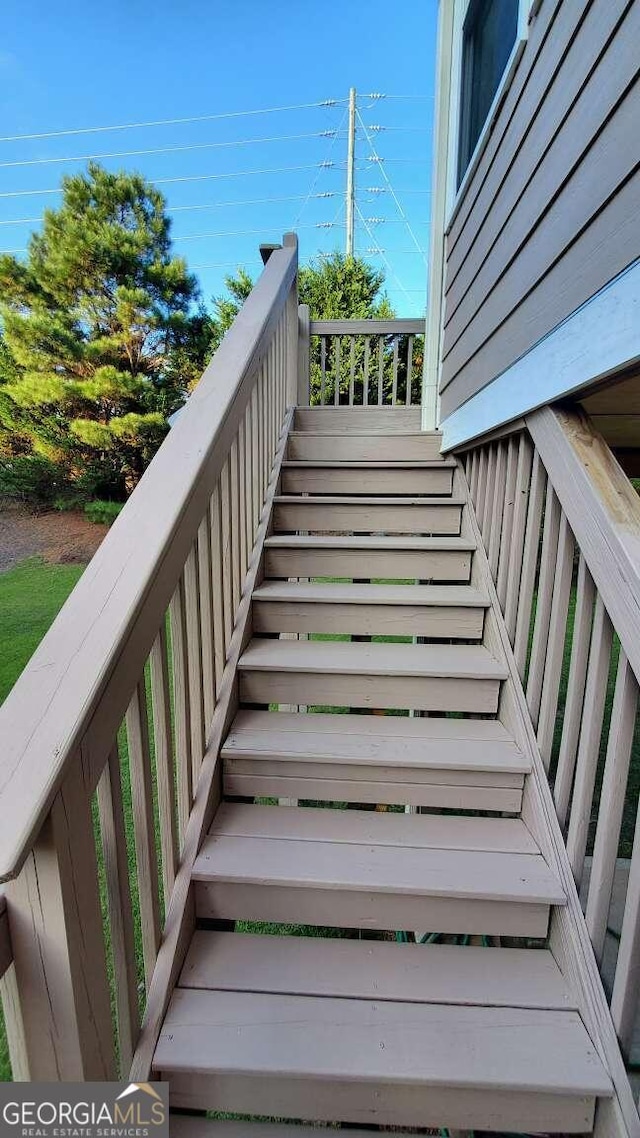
[300,315,425,407]
[0,233,299,1080]
[460,407,640,1064]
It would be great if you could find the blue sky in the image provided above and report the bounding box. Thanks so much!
[0,1,438,316]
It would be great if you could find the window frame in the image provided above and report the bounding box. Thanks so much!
[445,0,531,228]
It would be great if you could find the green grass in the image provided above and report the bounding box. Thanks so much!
[0,558,87,1080]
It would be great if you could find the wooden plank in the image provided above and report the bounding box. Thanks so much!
[183,548,205,783]
[294,406,423,433]
[0,241,297,885]
[488,441,507,580]
[239,637,506,680]
[149,626,179,902]
[170,1122,417,1138]
[565,595,613,885]
[126,680,162,989]
[334,335,341,406]
[526,482,561,727]
[240,670,500,715]
[553,555,595,828]
[254,581,487,607]
[611,794,640,1057]
[129,408,295,1081]
[220,457,234,653]
[273,497,463,535]
[513,452,546,679]
[156,988,606,1095]
[181,930,573,1008]
[253,601,484,639]
[264,534,474,582]
[280,464,454,496]
[297,303,310,406]
[504,434,533,641]
[349,335,356,405]
[310,319,424,335]
[320,335,326,404]
[224,773,521,812]
[0,888,11,981]
[222,709,528,773]
[209,801,537,853]
[377,336,384,405]
[96,747,140,1073]
[197,514,216,726]
[168,580,192,843]
[496,436,518,609]
[536,512,575,768]
[209,482,226,692]
[585,654,638,962]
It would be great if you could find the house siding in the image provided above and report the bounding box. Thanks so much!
[439,0,640,420]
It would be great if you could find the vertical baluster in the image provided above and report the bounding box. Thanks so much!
[197,513,216,729]
[611,781,640,1056]
[586,653,638,960]
[251,385,260,533]
[481,445,496,544]
[209,481,226,690]
[514,453,547,680]
[406,335,414,406]
[183,547,205,784]
[169,579,192,839]
[238,418,248,583]
[96,746,139,1073]
[536,514,575,769]
[378,337,384,405]
[320,336,326,405]
[334,336,341,406]
[554,556,595,826]
[526,483,561,725]
[149,626,179,901]
[496,436,518,609]
[488,442,507,581]
[126,679,161,988]
[259,364,267,497]
[220,458,234,654]
[363,338,370,406]
[391,336,399,405]
[245,399,254,553]
[229,435,241,615]
[566,595,614,883]
[504,435,533,642]
[469,450,479,503]
[349,337,356,406]
[475,447,488,524]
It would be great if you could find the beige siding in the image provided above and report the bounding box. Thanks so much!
[440,0,640,419]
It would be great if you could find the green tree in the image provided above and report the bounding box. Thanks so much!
[0,162,201,498]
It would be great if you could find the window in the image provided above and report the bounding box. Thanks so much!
[457,0,520,186]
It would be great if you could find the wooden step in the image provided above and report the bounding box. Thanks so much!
[264,534,474,581]
[288,432,444,461]
[170,1122,415,1138]
[180,930,574,1008]
[252,581,488,638]
[294,406,424,434]
[222,710,528,810]
[193,802,565,937]
[238,638,507,713]
[281,461,454,496]
[157,989,608,1132]
[273,495,463,535]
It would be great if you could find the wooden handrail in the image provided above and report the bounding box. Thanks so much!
[526,406,640,684]
[0,240,297,884]
[309,318,424,334]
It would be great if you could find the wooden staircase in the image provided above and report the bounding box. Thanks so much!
[153,407,612,1135]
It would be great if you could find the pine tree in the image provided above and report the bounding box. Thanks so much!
[0,162,201,498]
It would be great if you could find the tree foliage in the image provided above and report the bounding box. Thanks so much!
[0,162,207,499]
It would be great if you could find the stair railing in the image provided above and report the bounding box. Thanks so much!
[459,405,640,1066]
[298,315,425,407]
[0,233,299,1081]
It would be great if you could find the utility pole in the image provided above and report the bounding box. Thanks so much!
[345,86,356,257]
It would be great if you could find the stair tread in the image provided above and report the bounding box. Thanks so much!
[222,710,529,773]
[265,533,475,549]
[253,582,489,607]
[210,802,538,852]
[155,988,609,1096]
[275,494,465,506]
[170,1123,413,1138]
[239,638,508,680]
[195,805,565,905]
[282,459,457,469]
[180,930,574,1009]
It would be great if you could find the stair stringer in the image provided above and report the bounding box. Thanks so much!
[129,408,295,1081]
[458,464,640,1138]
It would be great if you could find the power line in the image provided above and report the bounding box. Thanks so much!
[0,130,345,170]
[0,161,338,199]
[0,99,345,144]
[294,108,347,228]
[356,109,428,266]
[355,202,414,310]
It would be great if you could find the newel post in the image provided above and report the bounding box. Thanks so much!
[5,758,116,1080]
[298,303,310,406]
[283,233,300,408]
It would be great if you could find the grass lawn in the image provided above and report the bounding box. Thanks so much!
[0,557,87,1080]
